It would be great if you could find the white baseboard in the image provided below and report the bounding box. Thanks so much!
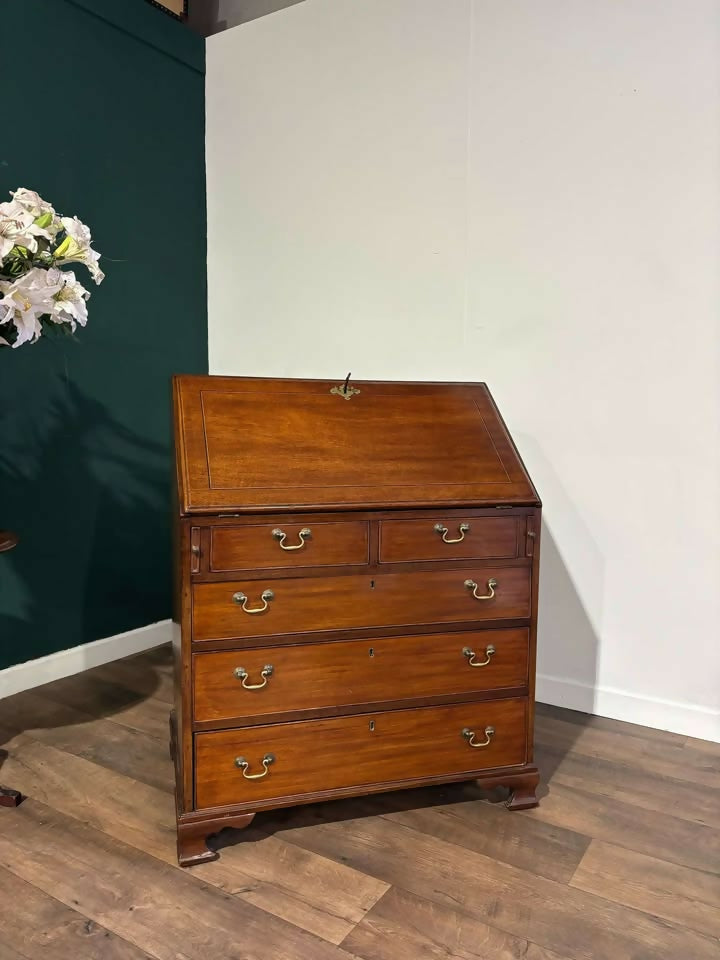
[0,620,172,700]
[537,672,720,743]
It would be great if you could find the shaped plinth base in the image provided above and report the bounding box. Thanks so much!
[0,787,22,808]
[177,813,256,868]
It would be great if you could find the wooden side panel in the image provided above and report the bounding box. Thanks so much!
[192,566,532,642]
[195,698,527,808]
[172,522,194,815]
[526,507,541,761]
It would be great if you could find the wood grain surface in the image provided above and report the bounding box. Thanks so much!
[193,628,530,723]
[172,376,541,514]
[210,520,370,572]
[378,516,519,563]
[194,698,528,808]
[192,566,532,641]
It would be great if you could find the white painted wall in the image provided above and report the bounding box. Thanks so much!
[206,0,720,740]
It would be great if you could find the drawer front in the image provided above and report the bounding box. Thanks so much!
[210,521,369,572]
[195,697,527,808]
[192,566,531,642]
[194,629,529,722]
[379,516,519,563]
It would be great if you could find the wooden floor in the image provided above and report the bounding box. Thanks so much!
[0,647,718,959]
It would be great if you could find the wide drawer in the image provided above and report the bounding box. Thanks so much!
[193,628,529,722]
[192,566,531,641]
[379,516,519,563]
[195,697,528,808]
[209,521,369,572]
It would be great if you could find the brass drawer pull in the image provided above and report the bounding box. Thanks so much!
[234,753,275,779]
[272,527,311,551]
[464,577,497,600]
[234,664,274,689]
[462,726,495,748]
[232,589,274,614]
[434,522,470,544]
[463,644,496,667]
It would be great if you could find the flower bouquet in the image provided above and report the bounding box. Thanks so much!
[0,188,103,348]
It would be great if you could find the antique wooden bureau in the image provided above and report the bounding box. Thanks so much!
[171,374,541,866]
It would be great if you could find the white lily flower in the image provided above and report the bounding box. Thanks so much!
[0,296,14,345]
[11,188,54,216]
[0,188,105,347]
[0,199,51,260]
[50,270,90,330]
[55,215,104,284]
[0,267,64,347]
[11,189,63,239]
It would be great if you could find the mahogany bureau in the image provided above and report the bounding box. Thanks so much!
[170,375,542,866]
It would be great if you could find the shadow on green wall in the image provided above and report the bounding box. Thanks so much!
[0,349,170,668]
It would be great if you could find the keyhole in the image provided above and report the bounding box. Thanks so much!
[369,647,374,657]
[369,720,375,732]
[370,579,375,589]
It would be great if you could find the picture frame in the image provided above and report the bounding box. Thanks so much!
[145,0,188,20]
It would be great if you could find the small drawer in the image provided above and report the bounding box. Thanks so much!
[193,629,529,723]
[194,697,528,808]
[379,516,519,563]
[209,521,369,572]
[192,566,532,642]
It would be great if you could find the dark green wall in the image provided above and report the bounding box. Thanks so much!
[0,0,207,669]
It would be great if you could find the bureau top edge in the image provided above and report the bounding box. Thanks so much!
[175,498,542,519]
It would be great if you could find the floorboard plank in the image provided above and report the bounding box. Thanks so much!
[323,784,590,883]
[683,735,720,757]
[535,712,720,789]
[0,944,30,960]
[341,885,571,960]
[273,805,720,960]
[39,673,169,740]
[194,829,389,945]
[0,733,383,945]
[535,742,720,829]
[535,702,687,746]
[0,800,357,960]
[3,647,718,959]
[570,840,720,939]
[0,733,178,862]
[91,657,174,705]
[525,781,720,875]
[0,866,153,960]
[0,691,172,794]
